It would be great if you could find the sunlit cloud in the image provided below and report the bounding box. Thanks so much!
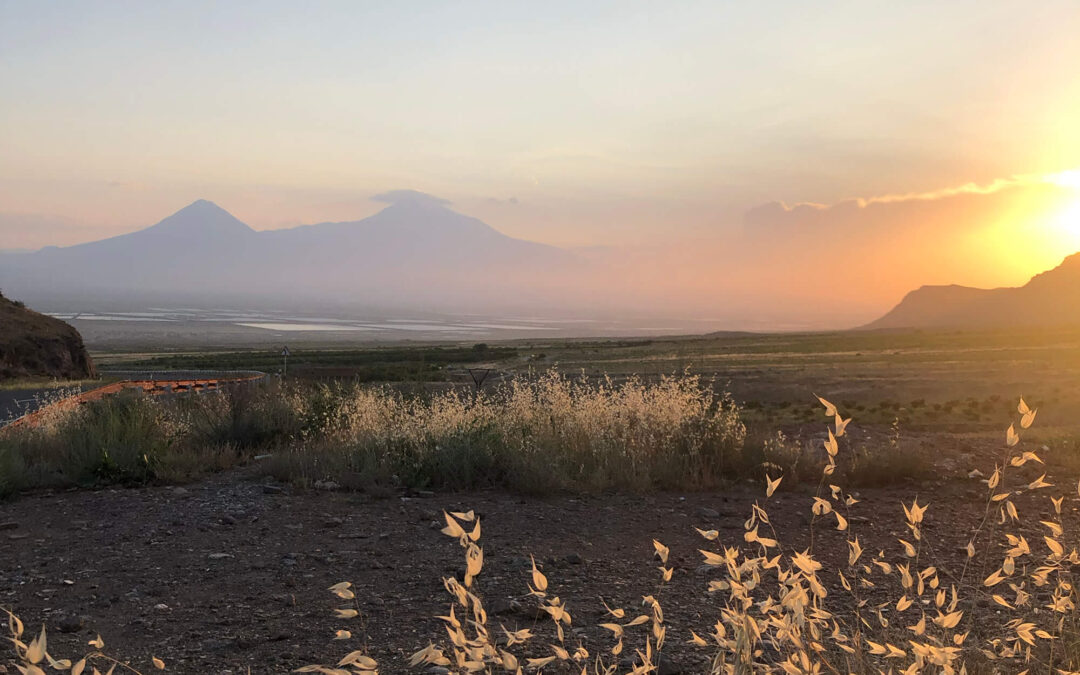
[763,169,1080,215]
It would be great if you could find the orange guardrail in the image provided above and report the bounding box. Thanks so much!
[0,371,265,433]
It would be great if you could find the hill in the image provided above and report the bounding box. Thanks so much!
[0,292,95,380]
[0,192,579,313]
[865,252,1080,329]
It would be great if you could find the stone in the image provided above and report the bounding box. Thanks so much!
[564,552,584,565]
[695,506,721,519]
[55,614,84,633]
[208,553,234,560]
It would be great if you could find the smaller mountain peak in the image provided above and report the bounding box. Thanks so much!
[178,198,229,214]
[149,200,254,237]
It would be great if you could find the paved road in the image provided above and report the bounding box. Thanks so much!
[0,386,86,424]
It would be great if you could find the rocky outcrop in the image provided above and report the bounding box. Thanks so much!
[0,292,95,380]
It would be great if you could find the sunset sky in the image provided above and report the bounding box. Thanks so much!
[2,1,1080,324]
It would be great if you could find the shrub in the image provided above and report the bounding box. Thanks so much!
[0,391,178,489]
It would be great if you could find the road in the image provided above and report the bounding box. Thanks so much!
[0,371,265,429]
[0,385,86,425]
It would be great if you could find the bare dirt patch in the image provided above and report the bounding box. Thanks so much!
[1,437,1074,673]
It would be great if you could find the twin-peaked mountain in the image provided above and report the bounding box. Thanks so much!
[0,192,578,311]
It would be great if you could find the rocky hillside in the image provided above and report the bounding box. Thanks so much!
[865,252,1080,329]
[0,292,95,380]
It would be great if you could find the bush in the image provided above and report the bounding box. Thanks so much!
[0,391,178,489]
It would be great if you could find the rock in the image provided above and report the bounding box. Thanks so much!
[0,522,18,531]
[564,552,584,565]
[695,506,721,520]
[55,614,84,633]
[0,295,96,380]
[201,638,235,652]
[313,480,340,491]
[489,598,516,615]
[323,517,344,528]
[262,485,284,494]
[221,515,237,526]
[207,553,234,560]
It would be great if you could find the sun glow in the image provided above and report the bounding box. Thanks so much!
[1052,199,1080,249]
[1046,169,1080,189]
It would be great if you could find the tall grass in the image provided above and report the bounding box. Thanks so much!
[0,370,932,498]
[267,370,749,493]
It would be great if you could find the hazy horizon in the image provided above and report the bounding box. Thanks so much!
[2,1,1080,330]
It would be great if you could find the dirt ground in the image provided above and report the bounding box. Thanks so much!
[1,434,1076,674]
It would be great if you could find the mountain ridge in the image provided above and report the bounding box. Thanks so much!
[0,193,581,313]
[864,252,1080,329]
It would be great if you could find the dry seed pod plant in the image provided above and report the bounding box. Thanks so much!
[0,618,166,675]
[296,395,1079,674]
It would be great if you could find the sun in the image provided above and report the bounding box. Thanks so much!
[1049,197,1080,253]
[1047,169,1080,189]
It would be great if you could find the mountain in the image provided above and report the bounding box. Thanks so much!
[864,252,1080,329]
[0,292,95,380]
[0,191,580,312]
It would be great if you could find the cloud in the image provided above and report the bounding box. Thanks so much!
[371,190,451,208]
[749,170,1078,223]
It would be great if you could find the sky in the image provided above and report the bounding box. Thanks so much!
[2,1,1080,323]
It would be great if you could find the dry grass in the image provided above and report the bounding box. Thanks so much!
[1,369,925,497]
[266,370,749,493]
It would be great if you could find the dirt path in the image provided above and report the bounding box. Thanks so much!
[0,458,1071,674]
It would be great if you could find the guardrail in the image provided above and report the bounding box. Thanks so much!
[98,369,267,381]
[0,370,267,433]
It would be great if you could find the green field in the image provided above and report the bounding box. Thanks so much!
[92,325,1080,432]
